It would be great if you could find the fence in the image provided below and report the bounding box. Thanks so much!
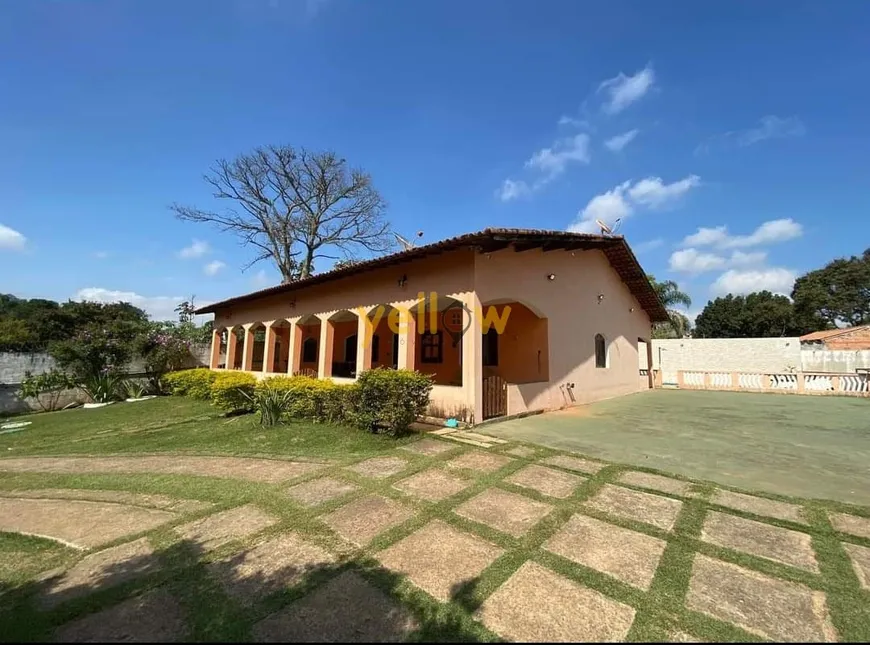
[674,370,870,397]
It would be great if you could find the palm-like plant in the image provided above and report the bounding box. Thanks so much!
[648,274,692,338]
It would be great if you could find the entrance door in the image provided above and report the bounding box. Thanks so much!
[391,333,399,369]
[482,375,507,420]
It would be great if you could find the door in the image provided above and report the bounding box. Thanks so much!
[482,375,507,420]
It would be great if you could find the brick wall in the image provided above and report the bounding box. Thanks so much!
[824,327,870,351]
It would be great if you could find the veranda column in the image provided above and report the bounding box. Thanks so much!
[460,292,483,424]
[241,323,256,372]
[317,314,335,379]
[287,317,302,375]
[209,327,222,369]
[226,327,239,369]
[395,306,417,370]
[261,321,276,374]
[355,307,374,378]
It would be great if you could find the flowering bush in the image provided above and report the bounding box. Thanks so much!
[136,326,193,394]
[49,322,140,384]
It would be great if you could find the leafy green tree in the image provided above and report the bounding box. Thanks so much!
[647,275,692,338]
[0,318,36,351]
[792,248,870,328]
[693,291,804,338]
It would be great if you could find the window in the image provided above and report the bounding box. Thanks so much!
[421,331,443,363]
[371,334,380,363]
[594,333,607,368]
[302,337,318,363]
[344,334,357,363]
[482,328,499,367]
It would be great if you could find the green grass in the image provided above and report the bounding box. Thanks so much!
[1,396,870,642]
[0,396,416,459]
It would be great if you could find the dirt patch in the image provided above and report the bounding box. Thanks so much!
[3,489,212,515]
[377,520,504,601]
[506,464,583,499]
[454,488,552,537]
[475,561,635,642]
[701,511,818,572]
[286,477,358,507]
[543,513,666,590]
[253,570,417,642]
[586,484,683,532]
[540,455,605,475]
[209,533,336,604]
[843,542,870,590]
[829,513,870,540]
[39,538,160,610]
[445,451,514,474]
[0,456,326,483]
[686,554,837,642]
[617,472,692,497]
[392,469,470,502]
[174,504,278,551]
[54,588,187,642]
[320,495,414,547]
[711,489,807,525]
[505,446,537,459]
[399,438,457,457]
[346,456,410,479]
[0,498,176,549]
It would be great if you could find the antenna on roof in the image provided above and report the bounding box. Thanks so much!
[394,231,424,251]
[595,218,622,236]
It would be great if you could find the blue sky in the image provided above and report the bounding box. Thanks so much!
[2,0,869,321]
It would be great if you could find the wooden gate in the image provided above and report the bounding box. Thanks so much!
[482,375,507,420]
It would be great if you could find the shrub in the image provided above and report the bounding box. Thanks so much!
[210,371,257,414]
[123,378,149,399]
[135,325,194,394]
[243,386,294,426]
[81,370,124,403]
[19,369,76,412]
[354,368,433,436]
[163,368,217,399]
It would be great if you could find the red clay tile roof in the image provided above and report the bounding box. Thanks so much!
[800,326,870,342]
[196,228,670,322]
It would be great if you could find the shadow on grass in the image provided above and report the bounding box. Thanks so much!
[0,535,491,643]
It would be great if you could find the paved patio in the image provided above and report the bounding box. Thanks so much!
[483,389,870,505]
[1,438,867,642]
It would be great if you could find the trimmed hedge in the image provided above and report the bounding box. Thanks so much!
[165,367,433,435]
[210,371,257,414]
[162,368,216,400]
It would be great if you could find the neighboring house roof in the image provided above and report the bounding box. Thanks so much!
[196,227,670,322]
[800,326,870,342]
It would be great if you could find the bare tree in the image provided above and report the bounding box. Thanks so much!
[171,145,392,281]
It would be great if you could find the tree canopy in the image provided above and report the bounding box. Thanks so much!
[171,144,394,282]
[792,248,870,328]
[647,275,692,338]
[693,291,806,338]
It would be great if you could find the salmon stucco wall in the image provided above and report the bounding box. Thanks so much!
[474,247,651,412]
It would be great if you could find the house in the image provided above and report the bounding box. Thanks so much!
[195,228,668,423]
[800,326,870,351]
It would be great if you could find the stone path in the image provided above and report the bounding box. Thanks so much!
[2,433,862,643]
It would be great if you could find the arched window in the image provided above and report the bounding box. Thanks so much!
[302,337,318,363]
[595,333,607,368]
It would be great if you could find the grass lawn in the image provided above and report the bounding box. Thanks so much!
[486,389,870,505]
[1,396,870,642]
[0,396,417,460]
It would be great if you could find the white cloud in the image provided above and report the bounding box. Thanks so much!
[525,133,591,181]
[204,260,226,276]
[598,63,655,114]
[669,248,767,274]
[178,239,210,259]
[558,115,588,128]
[604,129,639,152]
[634,238,664,253]
[627,175,701,209]
[697,115,806,154]
[495,179,530,202]
[0,224,26,250]
[682,218,803,249]
[74,287,185,321]
[711,268,797,296]
[569,174,701,234]
[737,115,806,146]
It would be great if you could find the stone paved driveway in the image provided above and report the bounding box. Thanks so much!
[1,442,867,642]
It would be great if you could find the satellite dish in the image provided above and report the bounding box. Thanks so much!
[595,219,612,235]
[394,233,416,251]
